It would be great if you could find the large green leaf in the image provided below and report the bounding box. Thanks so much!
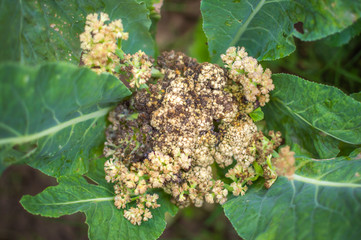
[264,98,340,158]
[20,174,178,240]
[134,0,162,53]
[324,18,361,47]
[188,18,211,63]
[0,62,131,177]
[223,154,361,240]
[0,0,154,65]
[87,156,114,191]
[201,0,295,62]
[105,0,155,56]
[293,0,361,41]
[201,0,361,62]
[263,74,361,158]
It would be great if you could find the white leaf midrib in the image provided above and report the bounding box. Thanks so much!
[0,107,111,145]
[229,0,266,47]
[37,197,114,206]
[293,174,361,188]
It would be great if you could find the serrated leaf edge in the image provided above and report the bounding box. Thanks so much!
[271,73,361,145]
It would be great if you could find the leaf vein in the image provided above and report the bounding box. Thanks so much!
[0,107,111,145]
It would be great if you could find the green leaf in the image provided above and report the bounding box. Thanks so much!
[134,0,162,52]
[0,62,131,177]
[249,107,264,122]
[20,175,178,240]
[264,99,340,158]
[263,74,361,158]
[188,18,211,63]
[323,18,361,47]
[105,0,155,56]
[293,0,361,41]
[87,156,114,190]
[201,0,295,62]
[223,154,361,240]
[0,0,154,65]
[201,0,361,62]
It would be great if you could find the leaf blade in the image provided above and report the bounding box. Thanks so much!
[0,0,155,65]
[201,0,361,62]
[223,155,361,240]
[0,62,131,177]
[263,74,361,158]
[20,174,178,240]
[201,0,295,62]
[293,0,361,41]
[323,18,361,47]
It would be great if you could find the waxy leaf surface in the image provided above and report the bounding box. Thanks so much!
[0,0,154,64]
[324,18,361,47]
[263,74,361,158]
[21,172,178,240]
[293,0,361,41]
[0,62,131,177]
[201,0,361,62]
[223,154,361,240]
[201,0,295,62]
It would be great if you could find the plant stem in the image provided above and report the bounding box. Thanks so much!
[151,68,164,78]
[223,183,234,192]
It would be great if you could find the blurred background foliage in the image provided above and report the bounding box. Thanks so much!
[1,0,361,239]
[263,38,361,95]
